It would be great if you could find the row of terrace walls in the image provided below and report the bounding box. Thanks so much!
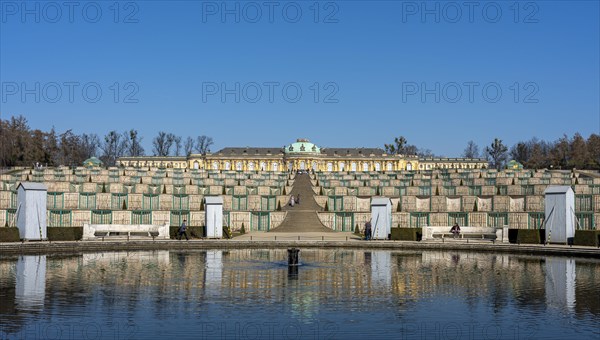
[316,212,600,232]
[312,195,600,213]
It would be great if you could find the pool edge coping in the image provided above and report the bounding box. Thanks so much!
[1,240,599,258]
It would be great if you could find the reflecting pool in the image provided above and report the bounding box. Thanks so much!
[0,249,598,339]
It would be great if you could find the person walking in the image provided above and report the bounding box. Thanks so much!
[289,195,295,207]
[178,219,189,240]
[296,194,300,205]
[364,221,372,240]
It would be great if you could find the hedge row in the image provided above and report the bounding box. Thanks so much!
[391,228,422,241]
[0,228,19,242]
[573,230,600,247]
[47,227,83,241]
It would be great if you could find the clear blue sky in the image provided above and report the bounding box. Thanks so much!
[1,0,599,156]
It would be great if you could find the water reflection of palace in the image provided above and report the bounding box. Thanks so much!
[0,250,599,336]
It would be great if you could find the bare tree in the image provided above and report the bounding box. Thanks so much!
[569,133,588,169]
[195,135,214,155]
[525,138,551,169]
[587,134,600,169]
[100,131,127,166]
[80,133,100,159]
[153,131,175,156]
[550,134,570,169]
[184,137,195,157]
[45,127,60,165]
[404,144,419,156]
[173,136,182,156]
[509,142,529,164]
[124,129,144,157]
[59,129,82,166]
[417,148,434,157]
[463,140,480,158]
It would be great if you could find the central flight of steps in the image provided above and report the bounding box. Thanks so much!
[269,173,332,232]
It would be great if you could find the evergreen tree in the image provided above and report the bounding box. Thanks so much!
[485,138,509,170]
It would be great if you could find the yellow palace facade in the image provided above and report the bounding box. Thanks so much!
[118,139,488,171]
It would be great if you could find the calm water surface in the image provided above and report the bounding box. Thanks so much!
[0,249,598,340]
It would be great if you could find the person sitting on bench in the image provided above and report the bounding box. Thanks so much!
[450,223,461,238]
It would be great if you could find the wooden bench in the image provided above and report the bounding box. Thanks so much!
[83,223,170,240]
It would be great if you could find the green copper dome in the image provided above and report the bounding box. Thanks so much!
[83,156,103,167]
[284,139,321,155]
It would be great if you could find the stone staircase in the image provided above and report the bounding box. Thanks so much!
[270,173,332,232]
